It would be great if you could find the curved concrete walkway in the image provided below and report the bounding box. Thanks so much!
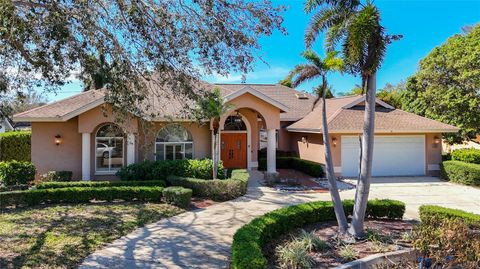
[80,171,480,269]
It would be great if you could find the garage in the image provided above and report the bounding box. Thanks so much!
[341,135,426,177]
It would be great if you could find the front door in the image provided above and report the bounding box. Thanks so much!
[220,133,247,169]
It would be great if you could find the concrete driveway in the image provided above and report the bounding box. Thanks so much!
[80,171,480,269]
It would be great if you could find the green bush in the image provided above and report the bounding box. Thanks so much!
[40,171,73,182]
[162,186,192,208]
[167,169,249,201]
[419,205,480,229]
[441,152,451,161]
[36,180,167,189]
[0,186,164,207]
[0,161,36,186]
[117,159,225,181]
[258,157,324,177]
[451,148,480,164]
[440,160,480,186]
[231,199,405,269]
[0,131,31,162]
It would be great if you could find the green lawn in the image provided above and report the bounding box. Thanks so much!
[0,202,184,268]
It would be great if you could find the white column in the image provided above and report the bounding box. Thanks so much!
[127,133,135,165]
[267,128,277,174]
[82,133,91,181]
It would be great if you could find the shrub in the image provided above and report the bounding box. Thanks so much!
[441,152,451,161]
[0,161,36,186]
[258,157,324,177]
[0,131,31,162]
[419,205,480,229]
[162,186,192,209]
[167,169,249,201]
[36,180,167,189]
[231,199,405,269]
[0,186,164,207]
[40,171,73,182]
[451,148,480,164]
[276,239,314,269]
[117,159,225,181]
[440,160,480,186]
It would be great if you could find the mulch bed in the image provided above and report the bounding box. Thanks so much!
[263,219,414,268]
[190,197,218,209]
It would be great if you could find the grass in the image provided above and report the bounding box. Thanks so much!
[0,202,184,268]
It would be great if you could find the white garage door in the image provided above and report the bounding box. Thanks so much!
[341,135,426,177]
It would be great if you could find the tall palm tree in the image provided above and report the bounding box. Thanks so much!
[304,0,401,237]
[284,50,349,233]
[193,88,233,179]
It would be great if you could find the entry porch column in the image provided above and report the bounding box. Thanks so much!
[126,133,136,165]
[265,128,278,179]
[82,133,91,181]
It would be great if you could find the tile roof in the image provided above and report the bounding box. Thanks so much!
[287,95,459,133]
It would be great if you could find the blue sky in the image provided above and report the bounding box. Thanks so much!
[47,0,480,101]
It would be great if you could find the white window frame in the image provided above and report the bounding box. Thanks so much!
[154,124,194,161]
[95,125,125,175]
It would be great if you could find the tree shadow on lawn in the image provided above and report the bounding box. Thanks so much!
[0,202,182,269]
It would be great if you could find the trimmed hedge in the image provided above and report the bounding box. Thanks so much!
[231,199,405,269]
[0,161,36,186]
[451,148,480,164]
[0,186,164,207]
[440,160,480,186]
[163,186,192,208]
[117,159,225,181]
[167,169,249,201]
[419,205,480,229]
[40,171,73,182]
[258,157,324,177]
[0,131,31,162]
[35,180,167,189]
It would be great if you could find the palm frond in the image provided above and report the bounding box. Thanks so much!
[323,51,344,72]
[302,50,323,68]
[290,65,321,88]
[305,8,337,48]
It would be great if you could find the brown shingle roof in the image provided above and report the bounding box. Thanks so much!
[287,95,459,133]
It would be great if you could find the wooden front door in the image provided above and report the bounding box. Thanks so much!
[220,133,247,169]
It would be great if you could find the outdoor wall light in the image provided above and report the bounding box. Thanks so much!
[332,137,338,147]
[434,136,441,144]
[54,134,62,146]
[301,136,308,144]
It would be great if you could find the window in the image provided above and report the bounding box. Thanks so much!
[95,124,124,173]
[259,129,279,150]
[155,124,193,160]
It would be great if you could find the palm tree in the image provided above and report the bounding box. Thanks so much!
[193,88,233,179]
[284,50,349,233]
[304,0,401,237]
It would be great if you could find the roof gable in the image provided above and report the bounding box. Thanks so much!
[223,86,289,112]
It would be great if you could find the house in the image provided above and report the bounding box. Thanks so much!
[13,83,459,180]
[0,113,14,133]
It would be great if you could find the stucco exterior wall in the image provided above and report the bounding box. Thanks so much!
[290,132,326,164]
[31,118,82,180]
[278,121,294,152]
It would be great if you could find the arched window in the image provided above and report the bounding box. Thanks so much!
[95,124,124,172]
[155,124,193,160]
[224,115,247,131]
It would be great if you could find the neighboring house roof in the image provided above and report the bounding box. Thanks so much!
[287,95,459,134]
[0,113,14,131]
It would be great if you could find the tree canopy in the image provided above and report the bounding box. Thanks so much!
[402,24,480,143]
[0,0,285,117]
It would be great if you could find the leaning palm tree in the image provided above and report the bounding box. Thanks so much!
[192,88,233,179]
[284,50,349,233]
[304,0,401,237]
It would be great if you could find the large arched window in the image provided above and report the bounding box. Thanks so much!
[95,124,124,172]
[155,124,193,160]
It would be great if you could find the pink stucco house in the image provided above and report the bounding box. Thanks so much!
[13,83,458,180]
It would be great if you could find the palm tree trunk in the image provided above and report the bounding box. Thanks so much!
[349,73,376,237]
[212,131,218,179]
[321,79,349,233]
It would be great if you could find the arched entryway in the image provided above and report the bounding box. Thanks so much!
[220,113,249,169]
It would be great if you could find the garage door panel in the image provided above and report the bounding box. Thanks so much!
[341,136,425,177]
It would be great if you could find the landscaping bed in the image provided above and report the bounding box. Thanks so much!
[264,219,413,268]
[0,202,184,268]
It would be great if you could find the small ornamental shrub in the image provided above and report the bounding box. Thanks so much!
[0,186,164,207]
[419,205,480,229]
[167,169,249,201]
[162,186,192,209]
[276,239,314,269]
[0,161,36,186]
[0,131,31,162]
[258,157,324,177]
[451,148,480,164]
[36,180,167,189]
[440,160,480,186]
[40,171,73,182]
[231,199,405,269]
[117,159,225,181]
